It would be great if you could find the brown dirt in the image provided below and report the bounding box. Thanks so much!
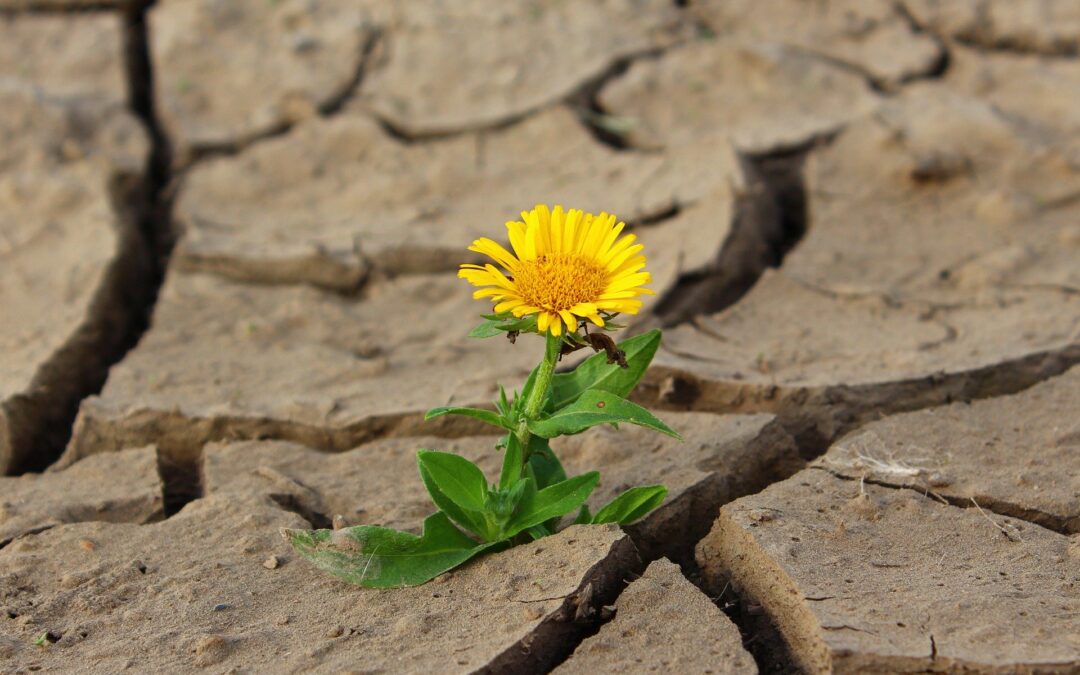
[817,365,1080,534]
[697,470,1080,673]
[3,0,1080,672]
[0,495,640,673]
[0,22,151,473]
[554,558,757,674]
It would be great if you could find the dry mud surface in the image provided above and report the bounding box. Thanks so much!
[2,1,1080,673]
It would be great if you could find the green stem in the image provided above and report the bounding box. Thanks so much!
[522,331,562,423]
[504,331,561,483]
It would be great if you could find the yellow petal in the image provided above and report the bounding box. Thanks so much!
[595,220,626,258]
[569,302,599,316]
[606,243,645,273]
[612,255,647,276]
[512,304,541,317]
[580,212,611,258]
[550,315,563,336]
[563,208,582,254]
[494,299,524,313]
[483,264,517,290]
[551,205,565,253]
[575,213,597,255]
[533,205,552,253]
[505,220,530,261]
[599,233,638,266]
[537,311,552,333]
[468,238,519,271]
[606,272,652,294]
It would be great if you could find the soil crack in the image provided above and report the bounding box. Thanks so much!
[812,465,1076,535]
[650,147,809,327]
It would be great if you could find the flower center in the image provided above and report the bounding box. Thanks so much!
[514,254,608,312]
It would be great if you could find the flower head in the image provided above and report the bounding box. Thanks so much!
[459,204,654,336]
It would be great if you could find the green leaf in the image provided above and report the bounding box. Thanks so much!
[526,437,567,489]
[513,363,552,417]
[550,330,661,409]
[417,450,488,511]
[496,385,510,416]
[503,472,600,538]
[469,314,538,338]
[526,524,551,540]
[573,504,592,525]
[468,320,504,338]
[592,485,668,525]
[524,439,567,532]
[499,434,524,490]
[417,451,492,539]
[528,390,680,440]
[424,406,509,430]
[284,512,502,588]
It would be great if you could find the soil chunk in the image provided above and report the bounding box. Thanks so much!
[0,448,162,547]
[554,558,757,674]
[697,470,1080,673]
[0,494,641,673]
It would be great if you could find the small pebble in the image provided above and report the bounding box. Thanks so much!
[78,539,96,551]
[212,603,230,612]
[263,556,280,570]
[325,626,344,639]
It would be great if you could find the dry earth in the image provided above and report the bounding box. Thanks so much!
[1,1,1079,673]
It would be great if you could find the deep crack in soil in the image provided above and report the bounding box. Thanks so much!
[650,148,810,328]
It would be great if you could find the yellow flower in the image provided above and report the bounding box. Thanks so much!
[459,204,654,336]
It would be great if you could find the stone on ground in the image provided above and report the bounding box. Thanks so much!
[554,558,757,674]
[0,447,162,547]
[0,494,639,673]
[697,470,1080,673]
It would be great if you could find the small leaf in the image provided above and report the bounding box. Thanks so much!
[417,451,492,539]
[526,437,567,489]
[550,330,661,409]
[513,363,552,417]
[468,320,504,338]
[592,485,668,525]
[526,524,551,540]
[524,437,568,532]
[528,390,680,440]
[573,504,592,525]
[284,512,502,588]
[499,434,524,489]
[470,313,538,338]
[425,406,509,430]
[417,450,488,511]
[504,472,600,538]
[496,385,510,416]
